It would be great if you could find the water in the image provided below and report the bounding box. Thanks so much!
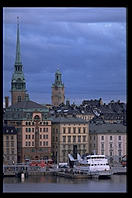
[3,175,127,193]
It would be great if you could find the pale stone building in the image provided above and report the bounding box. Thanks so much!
[3,126,17,165]
[89,123,127,163]
[51,116,89,163]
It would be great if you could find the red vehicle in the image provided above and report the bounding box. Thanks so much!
[29,160,46,167]
[121,155,127,167]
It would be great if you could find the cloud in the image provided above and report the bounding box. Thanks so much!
[3,7,126,105]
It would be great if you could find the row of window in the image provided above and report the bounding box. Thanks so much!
[101,151,122,156]
[5,148,15,154]
[62,135,86,143]
[25,141,48,147]
[101,135,122,141]
[101,142,122,149]
[25,134,48,140]
[5,136,14,140]
[4,141,15,147]
[4,156,16,161]
[91,135,122,141]
[25,121,49,126]
[63,127,86,134]
[63,144,86,149]
[25,127,49,132]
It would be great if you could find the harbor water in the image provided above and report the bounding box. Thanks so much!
[3,174,127,193]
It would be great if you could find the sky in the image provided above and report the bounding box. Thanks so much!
[3,7,127,106]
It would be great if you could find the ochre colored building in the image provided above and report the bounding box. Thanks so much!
[51,116,89,163]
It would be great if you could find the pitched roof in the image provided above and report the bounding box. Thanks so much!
[89,123,126,134]
[8,100,48,110]
[51,116,88,124]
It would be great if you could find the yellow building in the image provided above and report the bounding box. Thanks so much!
[51,116,89,163]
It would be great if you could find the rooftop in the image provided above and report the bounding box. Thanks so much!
[89,123,126,134]
[6,100,49,111]
[51,116,88,124]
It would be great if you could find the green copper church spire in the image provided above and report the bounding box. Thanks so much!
[11,17,27,105]
[15,16,22,65]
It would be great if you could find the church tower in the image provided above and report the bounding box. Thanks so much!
[51,69,65,106]
[11,17,27,105]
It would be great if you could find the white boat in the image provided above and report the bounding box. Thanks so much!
[85,154,110,172]
[74,154,110,173]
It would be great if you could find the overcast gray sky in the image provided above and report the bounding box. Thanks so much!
[3,7,126,106]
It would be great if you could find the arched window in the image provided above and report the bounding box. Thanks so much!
[34,115,40,121]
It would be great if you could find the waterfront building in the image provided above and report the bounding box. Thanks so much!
[3,126,17,165]
[89,123,127,163]
[51,116,89,163]
[51,69,65,106]
[11,17,28,105]
[3,100,52,163]
[76,112,95,121]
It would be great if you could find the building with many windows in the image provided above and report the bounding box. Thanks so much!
[89,123,127,163]
[3,126,17,165]
[51,116,89,163]
[3,100,52,163]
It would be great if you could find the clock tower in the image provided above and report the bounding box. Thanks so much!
[51,69,65,106]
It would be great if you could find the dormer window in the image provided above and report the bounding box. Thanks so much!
[34,115,40,121]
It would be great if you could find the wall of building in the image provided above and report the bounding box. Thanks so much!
[52,122,89,163]
[11,91,26,105]
[52,87,65,106]
[89,133,127,163]
[21,115,52,162]
[3,134,17,165]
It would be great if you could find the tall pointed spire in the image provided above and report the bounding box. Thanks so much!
[11,17,27,105]
[15,16,22,65]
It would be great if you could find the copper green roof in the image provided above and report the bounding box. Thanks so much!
[15,17,22,65]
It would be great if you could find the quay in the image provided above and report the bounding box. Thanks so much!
[53,170,112,179]
[3,164,127,178]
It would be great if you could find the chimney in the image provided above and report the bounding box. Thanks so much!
[5,96,9,108]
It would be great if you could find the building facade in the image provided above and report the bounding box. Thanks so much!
[51,69,65,106]
[89,123,127,163]
[11,17,27,105]
[51,116,89,163]
[3,126,17,165]
[3,100,52,163]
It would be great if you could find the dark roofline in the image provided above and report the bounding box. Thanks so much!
[3,126,17,134]
[89,123,126,134]
[51,116,88,124]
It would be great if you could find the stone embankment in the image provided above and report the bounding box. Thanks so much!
[3,165,127,178]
